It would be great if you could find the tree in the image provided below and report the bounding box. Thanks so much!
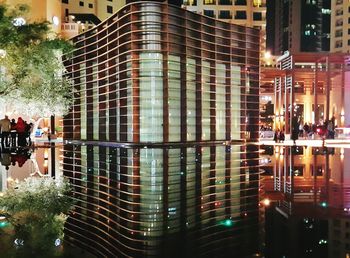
[0,177,74,255]
[0,3,73,118]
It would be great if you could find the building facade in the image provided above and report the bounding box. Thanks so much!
[63,2,261,257]
[330,0,350,53]
[182,0,267,62]
[260,52,350,135]
[4,0,125,38]
[273,52,350,134]
[271,0,330,55]
[4,0,62,35]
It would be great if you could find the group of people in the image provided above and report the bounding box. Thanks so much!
[0,115,33,148]
[272,117,337,145]
[292,118,336,143]
[273,128,285,143]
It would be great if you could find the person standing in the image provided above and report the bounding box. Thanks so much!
[291,116,299,145]
[10,118,17,147]
[0,115,11,147]
[16,117,26,147]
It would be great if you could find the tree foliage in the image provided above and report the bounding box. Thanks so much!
[0,177,73,254]
[0,3,73,117]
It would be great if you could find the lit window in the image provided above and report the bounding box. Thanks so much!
[321,8,331,14]
[204,0,215,4]
[306,0,316,4]
[184,0,197,5]
[253,0,261,7]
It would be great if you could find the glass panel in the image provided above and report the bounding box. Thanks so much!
[93,82,98,140]
[139,52,163,142]
[216,63,226,139]
[80,63,87,140]
[215,146,226,221]
[186,148,196,227]
[186,58,196,141]
[202,61,211,140]
[231,145,241,216]
[231,65,241,140]
[168,149,181,233]
[140,148,163,237]
[168,55,181,142]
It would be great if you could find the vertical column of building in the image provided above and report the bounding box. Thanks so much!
[97,26,108,142]
[314,60,319,124]
[249,36,260,219]
[341,60,345,127]
[224,26,232,215]
[161,4,170,234]
[195,14,203,227]
[107,17,118,142]
[238,25,248,215]
[210,19,217,220]
[179,9,188,234]
[130,4,141,236]
[326,56,331,121]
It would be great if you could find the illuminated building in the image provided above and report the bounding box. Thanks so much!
[270,0,330,55]
[182,0,267,64]
[330,0,350,53]
[260,52,350,133]
[4,0,62,35]
[4,0,127,38]
[62,2,261,256]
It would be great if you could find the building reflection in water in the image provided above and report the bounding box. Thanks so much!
[262,145,350,258]
[63,144,262,257]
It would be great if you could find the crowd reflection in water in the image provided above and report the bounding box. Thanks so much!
[0,145,32,170]
[261,145,350,258]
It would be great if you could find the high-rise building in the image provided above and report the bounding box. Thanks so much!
[4,0,62,35]
[63,2,260,256]
[330,0,350,53]
[270,0,330,55]
[182,0,267,61]
[61,0,125,23]
[3,0,127,38]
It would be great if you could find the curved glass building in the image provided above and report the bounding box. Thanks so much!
[63,2,261,257]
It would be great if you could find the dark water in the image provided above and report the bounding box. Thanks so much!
[1,144,350,257]
[0,144,93,258]
[261,145,350,258]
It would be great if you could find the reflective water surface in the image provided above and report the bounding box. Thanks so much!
[62,143,261,257]
[1,143,350,257]
[261,145,350,258]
